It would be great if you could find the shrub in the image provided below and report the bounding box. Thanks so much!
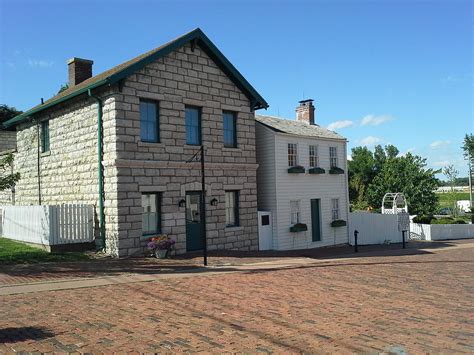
[413,215,434,224]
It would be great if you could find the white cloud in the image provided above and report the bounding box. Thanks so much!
[433,160,450,167]
[358,136,382,146]
[361,114,394,126]
[429,140,450,149]
[28,59,54,68]
[327,120,354,131]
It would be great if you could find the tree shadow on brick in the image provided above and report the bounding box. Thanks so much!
[0,326,55,343]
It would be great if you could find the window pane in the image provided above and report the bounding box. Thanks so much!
[186,107,200,145]
[140,101,158,142]
[142,193,160,234]
[223,112,236,147]
[225,191,238,226]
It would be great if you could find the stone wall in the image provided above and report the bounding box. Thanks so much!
[6,89,122,255]
[0,131,17,153]
[113,43,259,256]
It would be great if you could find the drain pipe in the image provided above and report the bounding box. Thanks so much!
[88,89,106,252]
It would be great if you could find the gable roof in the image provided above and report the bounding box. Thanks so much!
[4,28,268,128]
[255,114,346,141]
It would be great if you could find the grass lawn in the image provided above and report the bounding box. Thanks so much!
[437,192,471,208]
[0,237,91,265]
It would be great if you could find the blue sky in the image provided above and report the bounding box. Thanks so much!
[1,0,472,177]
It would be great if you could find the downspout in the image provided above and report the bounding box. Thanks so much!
[88,89,106,251]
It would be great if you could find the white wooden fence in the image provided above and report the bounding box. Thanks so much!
[0,204,94,246]
[349,212,403,245]
[410,223,474,241]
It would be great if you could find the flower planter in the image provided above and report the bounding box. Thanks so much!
[308,167,325,174]
[331,220,347,227]
[329,167,344,174]
[288,166,305,174]
[290,223,308,232]
[154,249,168,259]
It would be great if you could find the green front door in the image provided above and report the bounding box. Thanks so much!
[311,199,322,242]
[186,192,204,251]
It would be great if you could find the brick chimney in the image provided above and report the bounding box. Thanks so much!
[296,99,315,125]
[67,57,93,86]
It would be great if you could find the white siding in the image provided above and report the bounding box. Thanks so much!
[255,121,349,251]
[255,123,278,248]
[274,134,349,250]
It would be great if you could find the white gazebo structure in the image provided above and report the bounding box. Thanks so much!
[381,193,408,214]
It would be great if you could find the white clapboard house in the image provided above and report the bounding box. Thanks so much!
[255,99,349,250]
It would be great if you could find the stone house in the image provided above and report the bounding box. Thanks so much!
[255,100,349,250]
[1,28,268,257]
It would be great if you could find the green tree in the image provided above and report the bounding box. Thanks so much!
[0,153,20,191]
[0,104,22,127]
[443,164,459,216]
[348,146,375,209]
[366,153,439,215]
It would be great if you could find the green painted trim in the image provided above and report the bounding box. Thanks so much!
[329,167,345,174]
[4,28,268,128]
[288,166,305,174]
[290,223,308,232]
[308,167,325,174]
[3,79,109,128]
[331,219,347,227]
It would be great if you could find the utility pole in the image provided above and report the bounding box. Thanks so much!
[200,146,208,266]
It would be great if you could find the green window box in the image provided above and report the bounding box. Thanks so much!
[329,167,345,174]
[288,166,305,174]
[290,223,308,232]
[331,219,347,227]
[308,167,325,174]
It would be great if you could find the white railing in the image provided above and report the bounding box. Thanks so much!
[1,204,95,246]
[410,222,474,241]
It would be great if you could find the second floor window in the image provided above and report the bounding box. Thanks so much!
[329,146,338,168]
[288,143,298,167]
[223,111,237,148]
[331,198,340,220]
[41,120,50,153]
[309,145,318,167]
[186,106,201,145]
[140,100,159,142]
[290,200,300,225]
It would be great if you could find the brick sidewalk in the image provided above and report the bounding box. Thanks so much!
[0,240,465,286]
[1,241,473,352]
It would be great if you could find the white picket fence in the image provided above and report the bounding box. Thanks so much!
[410,223,474,241]
[349,212,403,245]
[1,204,95,246]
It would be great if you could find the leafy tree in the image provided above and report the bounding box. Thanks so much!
[348,146,375,209]
[366,153,439,215]
[0,104,22,128]
[443,164,460,216]
[0,153,20,191]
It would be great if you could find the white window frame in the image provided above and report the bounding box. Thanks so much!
[288,143,298,167]
[329,146,338,168]
[309,144,318,168]
[225,191,239,227]
[290,200,301,225]
[331,198,340,221]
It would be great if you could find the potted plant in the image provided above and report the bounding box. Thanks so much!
[329,167,345,174]
[290,223,308,232]
[331,219,347,227]
[288,165,305,174]
[147,235,176,258]
[308,167,325,174]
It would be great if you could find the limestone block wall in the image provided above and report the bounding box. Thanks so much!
[113,43,259,256]
[0,131,17,153]
[8,88,122,255]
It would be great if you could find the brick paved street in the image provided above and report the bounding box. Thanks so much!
[1,241,473,353]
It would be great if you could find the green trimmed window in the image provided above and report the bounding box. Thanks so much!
[223,111,237,148]
[142,193,161,235]
[331,198,340,221]
[225,191,239,226]
[329,146,338,168]
[288,143,298,167]
[290,200,301,224]
[140,99,159,142]
[186,106,201,145]
[41,120,50,153]
[309,145,318,167]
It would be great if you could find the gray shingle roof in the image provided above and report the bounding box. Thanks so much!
[255,115,346,140]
